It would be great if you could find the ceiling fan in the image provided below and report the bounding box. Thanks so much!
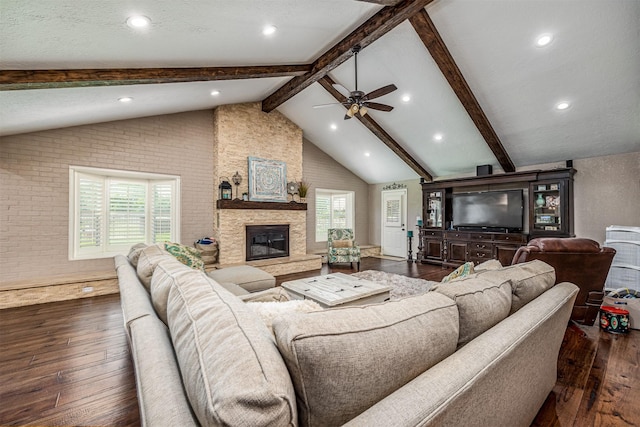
[314,45,397,120]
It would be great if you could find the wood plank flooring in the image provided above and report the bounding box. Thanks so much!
[1,258,638,426]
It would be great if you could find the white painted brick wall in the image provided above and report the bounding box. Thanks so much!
[0,111,215,284]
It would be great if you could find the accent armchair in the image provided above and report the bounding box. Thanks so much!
[327,228,361,271]
[512,237,616,326]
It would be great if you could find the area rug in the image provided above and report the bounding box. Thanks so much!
[352,270,440,300]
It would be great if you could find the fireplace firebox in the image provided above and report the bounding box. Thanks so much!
[246,225,289,261]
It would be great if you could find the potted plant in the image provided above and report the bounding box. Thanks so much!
[298,180,309,203]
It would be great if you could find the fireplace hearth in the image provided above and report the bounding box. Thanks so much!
[246,225,290,261]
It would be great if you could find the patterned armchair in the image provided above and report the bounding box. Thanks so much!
[327,228,361,271]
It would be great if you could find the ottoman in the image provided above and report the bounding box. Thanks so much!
[207,265,276,292]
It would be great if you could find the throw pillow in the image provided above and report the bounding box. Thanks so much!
[272,292,459,427]
[332,239,353,248]
[164,242,205,271]
[442,261,475,283]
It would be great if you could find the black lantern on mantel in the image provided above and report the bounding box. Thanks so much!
[219,178,232,200]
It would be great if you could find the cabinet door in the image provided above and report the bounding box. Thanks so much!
[447,241,468,264]
[425,190,445,228]
[425,239,443,260]
[530,172,574,237]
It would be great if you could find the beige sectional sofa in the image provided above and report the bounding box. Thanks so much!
[115,243,578,427]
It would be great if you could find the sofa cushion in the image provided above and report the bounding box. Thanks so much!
[207,265,275,292]
[166,270,297,426]
[247,300,322,334]
[239,287,292,303]
[272,292,459,427]
[474,259,503,271]
[127,243,148,268]
[150,256,194,325]
[432,275,512,347]
[136,243,170,290]
[476,260,556,313]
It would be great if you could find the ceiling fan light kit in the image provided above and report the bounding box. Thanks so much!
[316,45,397,120]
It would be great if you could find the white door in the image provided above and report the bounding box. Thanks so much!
[381,189,407,257]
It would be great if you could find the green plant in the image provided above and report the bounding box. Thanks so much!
[298,180,309,198]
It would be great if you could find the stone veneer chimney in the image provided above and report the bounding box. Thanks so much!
[212,102,309,268]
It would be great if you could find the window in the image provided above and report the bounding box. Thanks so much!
[315,189,354,242]
[69,166,180,260]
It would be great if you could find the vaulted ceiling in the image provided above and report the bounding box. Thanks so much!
[1,0,639,183]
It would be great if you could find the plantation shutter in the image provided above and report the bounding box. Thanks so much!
[78,175,104,252]
[316,193,331,241]
[332,195,347,228]
[151,182,173,243]
[107,180,147,249]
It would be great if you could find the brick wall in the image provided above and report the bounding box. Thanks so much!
[0,110,215,284]
[302,139,370,251]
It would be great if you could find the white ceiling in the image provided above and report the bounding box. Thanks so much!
[1,0,639,183]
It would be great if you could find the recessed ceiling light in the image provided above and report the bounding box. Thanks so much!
[555,101,570,110]
[434,133,443,141]
[127,15,151,29]
[536,34,553,47]
[364,152,371,157]
[210,90,220,96]
[402,94,411,103]
[262,25,277,36]
[118,97,133,103]
[330,123,337,131]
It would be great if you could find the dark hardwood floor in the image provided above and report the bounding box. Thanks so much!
[1,258,638,426]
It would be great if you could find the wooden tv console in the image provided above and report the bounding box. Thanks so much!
[419,168,575,267]
[422,230,527,267]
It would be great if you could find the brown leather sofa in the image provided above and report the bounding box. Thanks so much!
[512,238,616,326]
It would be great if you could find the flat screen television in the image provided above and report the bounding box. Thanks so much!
[452,190,523,232]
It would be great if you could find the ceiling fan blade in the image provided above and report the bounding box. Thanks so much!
[364,102,394,112]
[312,102,344,109]
[365,84,397,101]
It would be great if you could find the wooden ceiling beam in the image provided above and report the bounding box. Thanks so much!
[0,65,311,91]
[409,9,516,172]
[318,76,433,180]
[262,0,434,112]
[356,0,404,6]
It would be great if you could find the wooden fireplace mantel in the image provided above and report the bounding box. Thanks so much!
[216,199,307,210]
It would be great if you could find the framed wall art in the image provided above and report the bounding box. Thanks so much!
[248,157,287,202]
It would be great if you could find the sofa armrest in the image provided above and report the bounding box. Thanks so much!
[344,282,578,427]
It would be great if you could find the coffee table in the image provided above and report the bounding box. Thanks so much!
[281,273,391,308]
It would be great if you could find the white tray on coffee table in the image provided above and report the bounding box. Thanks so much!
[281,273,391,308]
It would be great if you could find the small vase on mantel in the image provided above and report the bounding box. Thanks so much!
[535,194,546,208]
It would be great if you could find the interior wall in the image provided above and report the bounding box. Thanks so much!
[366,151,640,253]
[302,139,370,252]
[0,111,215,284]
[573,151,640,244]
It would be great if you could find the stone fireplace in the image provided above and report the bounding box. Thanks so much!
[212,102,321,275]
[246,224,289,261]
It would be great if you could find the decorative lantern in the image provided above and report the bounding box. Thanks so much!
[219,178,232,200]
